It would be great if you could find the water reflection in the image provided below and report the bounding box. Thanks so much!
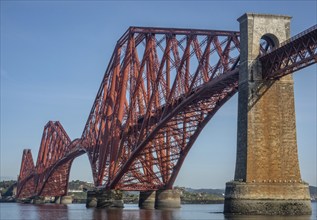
[0,202,315,220]
[36,204,68,220]
[92,208,122,220]
[140,209,154,219]
[224,214,313,220]
[90,207,180,220]
[17,203,36,220]
[15,203,69,220]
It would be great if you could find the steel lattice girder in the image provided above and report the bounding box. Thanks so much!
[16,24,317,196]
[17,149,35,198]
[80,27,241,189]
[260,25,317,79]
[16,122,85,198]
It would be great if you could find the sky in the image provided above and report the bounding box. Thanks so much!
[1,1,316,189]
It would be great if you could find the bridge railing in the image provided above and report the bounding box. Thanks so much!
[263,24,317,56]
[281,24,317,47]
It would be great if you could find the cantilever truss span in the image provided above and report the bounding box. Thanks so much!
[81,27,241,190]
[17,24,317,198]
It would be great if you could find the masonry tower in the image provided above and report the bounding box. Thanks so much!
[224,13,312,215]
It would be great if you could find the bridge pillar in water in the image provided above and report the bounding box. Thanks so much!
[32,196,45,204]
[224,13,311,215]
[60,195,73,204]
[155,189,181,209]
[86,190,97,208]
[96,189,124,208]
[54,196,61,204]
[139,191,156,209]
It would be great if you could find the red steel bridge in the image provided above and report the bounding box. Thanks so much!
[17,24,317,199]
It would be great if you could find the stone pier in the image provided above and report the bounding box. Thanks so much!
[86,190,97,208]
[54,196,61,204]
[32,196,45,204]
[224,181,311,215]
[60,195,73,204]
[96,189,124,208]
[224,13,311,215]
[155,189,181,209]
[138,191,156,209]
[53,195,72,204]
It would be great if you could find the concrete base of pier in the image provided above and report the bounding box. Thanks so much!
[139,191,156,209]
[96,190,124,208]
[60,195,73,204]
[86,190,97,208]
[54,196,61,204]
[224,181,312,215]
[32,196,45,204]
[155,189,181,209]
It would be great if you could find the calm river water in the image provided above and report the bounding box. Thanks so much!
[0,202,316,220]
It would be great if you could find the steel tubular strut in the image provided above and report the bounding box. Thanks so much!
[17,24,317,198]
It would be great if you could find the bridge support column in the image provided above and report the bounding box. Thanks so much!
[224,13,311,215]
[155,189,181,209]
[54,196,61,204]
[224,181,311,215]
[139,191,156,209]
[60,195,73,204]
[96,190,124,208]
[86,190,97,208]
[32,196,45,204]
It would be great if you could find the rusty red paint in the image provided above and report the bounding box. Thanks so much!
[16,25,316,198]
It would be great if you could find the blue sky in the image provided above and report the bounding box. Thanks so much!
[1,1,316,189]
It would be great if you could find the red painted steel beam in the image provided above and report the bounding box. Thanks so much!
[79,27,240,190]
[16,121,85,198]
[110,69,239,190]
[260,24,317,79]
[17,24,317,196]
[17,149,35,198]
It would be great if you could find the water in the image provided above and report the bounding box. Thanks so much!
[0,202,316,220]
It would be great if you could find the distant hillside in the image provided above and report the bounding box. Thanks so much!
[184,187,225,196]
[180,186,317,200]
[0,180,17,197]
[68,180,94,191]
[3,179,315,200]
[67,182,317,200]
[175,186,224,204]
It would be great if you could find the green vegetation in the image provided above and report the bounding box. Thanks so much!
[123,192,139,204]
[0,180,16,197]
[68,182,317,204]
[67,181,226,204]
[68,181,139,203]
[175,186,224,204]
[68,192,87,203]
[68,180,94,191]
[67,180,94,203]
[2,179,316,203]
